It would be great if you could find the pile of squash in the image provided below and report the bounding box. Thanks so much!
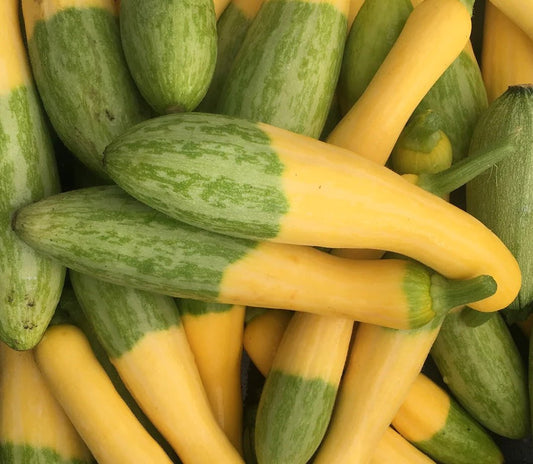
[2,0,533,463]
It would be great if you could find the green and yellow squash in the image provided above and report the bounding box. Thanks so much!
[70,272,244,463]
[102,112,518,313]
[13,185,496,330]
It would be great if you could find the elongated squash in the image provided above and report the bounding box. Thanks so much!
[177,299,245,452]
[467,86,533,318]
[337,0,412,114]
[314,314,445,463]
[13,185,496,330]
[34,324,173,464]
[21,0,151,178]
[431,308,529,439]
[482,2,533,104]
[102,112,519,312]
[0,0,65,350]
[327,0,471,165]
[0,341,93,464]
[217,0,349,138]
[70,272,244,464]
[197,0,265,112]
[58,287,180,462]
[120,0,217,114]
[392,373,503,464]
[255,312,353,464]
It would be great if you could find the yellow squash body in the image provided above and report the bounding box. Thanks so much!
[482,1,533,103]
[34,324,173,464]
[243,309,293,376]
[372,428,436,464]
[0,341,92,462]
[111,325,244,463]
[181,304,245,452]
[327,0,471,165]
[488,0,533,44]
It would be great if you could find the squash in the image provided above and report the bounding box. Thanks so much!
[0,0,65,350]
[101,112,519,313]
[70,271,244,463]
[13,185,497,330]
[0,340,93,463]
[34,324,173,464]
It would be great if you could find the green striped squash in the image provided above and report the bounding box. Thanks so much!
[430,308,529,439]
[467,85,533,318]
[22,0,151,178]
[120,0,217,114]
[0,0,65,350]
[254,313,352,464]
[217,0,348,138]
[197,0,265,112]
[337,0,412,114]
[12,185,494,330]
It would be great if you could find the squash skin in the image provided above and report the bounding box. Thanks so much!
[467,85,533,316]
[0,0,65,350]
[217,0,348,138]
[178,300,245,452]
[482,2,533,104]
[70,273,244,463]
[431,309,530,439]
[34,324,174,464]
[22,0,151,178]
[102,112,519,313]
[0,341,93,464]
[120,0,217,114]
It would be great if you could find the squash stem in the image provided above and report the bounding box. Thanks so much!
[416,142,515,197]
[430,274,497,316]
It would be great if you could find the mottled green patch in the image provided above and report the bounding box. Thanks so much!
[177,298,233,316]
[0,442,92,464]
[13,185,257,302]
[120,0,216,114]
[28,7,150,177]
[104,112,289,240]
[338,0,412,113]
[416,50,488,162]
[0,85,64,350]
[217,0,347,138]
[402,261,433,329]
[431,310,529,439]
[70,271,181,358]
[415,399,503,464]
[255,370,337,464]
[197,2,250,112]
